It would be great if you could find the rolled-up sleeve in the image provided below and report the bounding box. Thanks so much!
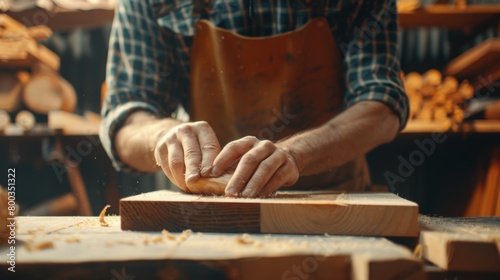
[100,0,177,172]
[342,0,409,129]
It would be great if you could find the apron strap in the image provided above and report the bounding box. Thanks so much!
[193,0,214,19]
[306,0,327,18]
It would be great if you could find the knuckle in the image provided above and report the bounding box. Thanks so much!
[259,140,275,150]
[201,142,219,152]
[176,124,193,135]
[170,157,184,169]
[184,149,201,160]
[241,153,258,166]
[195,121,210,129]
[243,135,258,142]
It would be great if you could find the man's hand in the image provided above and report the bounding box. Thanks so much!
[154,121,221,192]
[210,136,301,197]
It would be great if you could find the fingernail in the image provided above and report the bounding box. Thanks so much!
[210,167,221,177]
[186,173,199,184]
[200,166,212,176]
[241,189,254,197]
[225,188,238,197]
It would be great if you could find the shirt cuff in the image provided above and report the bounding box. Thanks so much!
[344,85,410,130]
[99,101,161,173]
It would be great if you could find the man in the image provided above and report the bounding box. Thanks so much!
[100,0,408,197]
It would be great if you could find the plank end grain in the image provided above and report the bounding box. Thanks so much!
[120,191,260,232]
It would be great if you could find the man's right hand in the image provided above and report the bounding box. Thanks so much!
[154,121,221,192]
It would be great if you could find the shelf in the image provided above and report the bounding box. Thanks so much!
[402,120,500,134]
[399,4,500,29]
[5,8,114,31]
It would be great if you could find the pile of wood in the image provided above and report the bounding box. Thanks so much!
[403,69,474,124]
[0,15,76,132]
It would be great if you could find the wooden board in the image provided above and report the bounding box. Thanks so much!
[120,190,419,237]
[419,216,500,272]
[444,38,500,81]
[0,217,424,280]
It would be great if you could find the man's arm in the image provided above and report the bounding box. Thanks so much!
[278,101,399,176]
[210,0,408,197]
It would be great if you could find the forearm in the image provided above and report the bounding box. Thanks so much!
[115,111,182,172]
[279,101,400,176]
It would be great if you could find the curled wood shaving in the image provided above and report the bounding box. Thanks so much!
[235,233,254,245]
[413,244,422,259]
[99,205,111,227]
[25,241,54,251]
[177,229,192,243]
[161,229,177,240]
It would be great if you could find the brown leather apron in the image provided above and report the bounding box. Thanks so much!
[189,2,370,191]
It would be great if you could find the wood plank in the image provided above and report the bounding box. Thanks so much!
[419,216,500,272]
[399,4,500,29]
[444,38,500,80]
[120,190,419,237]
[0,217,423,280]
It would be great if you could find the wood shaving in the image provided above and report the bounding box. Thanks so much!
[235,233,254,245]
[116,240,135,246]
[25,241,54,251]
[105,241,114,247]
[196,232,203,237]
[413,244,422,259]
[177,229,192,243]
[65,237,80,243]
[99,205,111,227]
[161,229,176,240]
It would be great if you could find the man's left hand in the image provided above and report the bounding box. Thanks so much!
[209,136,300,197]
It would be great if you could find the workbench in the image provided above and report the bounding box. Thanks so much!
[0,216,423,280]
[1,215,500,279]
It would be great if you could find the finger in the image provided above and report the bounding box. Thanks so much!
[225,140,276,197]
[258,165,291,197]
[240,152,286,197]
[258,153,299,196]
[177,127,203,185]
[196,123,221,176]
[167,138,190,192]
[212,136,258,177]
[154,141,176,185]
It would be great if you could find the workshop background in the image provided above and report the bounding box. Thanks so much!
[0,0,499,217]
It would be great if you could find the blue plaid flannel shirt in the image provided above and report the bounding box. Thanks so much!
[101,0,409,172]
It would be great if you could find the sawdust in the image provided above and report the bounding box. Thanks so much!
[177,229,192,243]
[235,233,254,245]
[65,237,80,243]
[25,241,54,251]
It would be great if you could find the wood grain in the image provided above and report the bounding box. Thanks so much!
[419,216,500,272]
[120,190,419,237]
[1,216,423,280]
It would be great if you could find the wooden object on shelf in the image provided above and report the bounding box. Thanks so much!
[15,110,35,131]
[399,4,500,29]
[120,190,419,237]
[397,0,421,12]
[23,73,63,114]
[419,216,500,272]
[444,38,500,83]
[0,72,23,112]
[48,110,99,135]
[0,15,59,71]
[0,110,9,131]
[485,100,500,120]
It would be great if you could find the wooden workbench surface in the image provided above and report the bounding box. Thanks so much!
[0,216,423,280]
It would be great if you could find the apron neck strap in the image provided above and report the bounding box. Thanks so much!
[306,0,326,18]
[193,0,214,19]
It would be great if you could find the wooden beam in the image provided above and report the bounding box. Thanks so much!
[120,190,419,237]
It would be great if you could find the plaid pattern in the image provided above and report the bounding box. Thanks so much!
[101,0,409,172]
